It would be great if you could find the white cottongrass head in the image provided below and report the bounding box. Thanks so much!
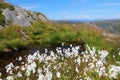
[0,44,119,80]
[18,56,22,61]
[56,72,60,78]
[109,65,120,78]
[6,76,13,80]
[17,71,22,78]
[0,72,2,77]
[75,67,79,73]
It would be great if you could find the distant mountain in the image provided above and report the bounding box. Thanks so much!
[55,19,120,34]
[91,19,120,34]
[54,19,96,24]
[0,0,48,28]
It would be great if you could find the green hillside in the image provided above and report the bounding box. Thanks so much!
[0,21,119,53]
[92,20,120,34]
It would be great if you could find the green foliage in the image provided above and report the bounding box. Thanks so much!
[31,21,47,28]
[0,44,6,52]
[0,14,5,25]
[0,21,118,53]
[45,31,77,46]
[6,38,27,49]
[0,2,15,11]
[106,47,120,64]
[0,25,21,39]
[0,9,2,14]
[0,25,27,52]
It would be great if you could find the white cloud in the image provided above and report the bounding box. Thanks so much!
[8,0,14,1]
[5,0,16,4]
[19,4,40,10]
[70,0,88,6]
[63,11,68,14]
[70,3,80,6]
[113,14,120,18]
[72,0,88,2]
[99,2,120,6]
[64,14,89,19]
[77,15,89,18]
[93,14,120,20]
[63,14,120,20]
[117,14,120,17]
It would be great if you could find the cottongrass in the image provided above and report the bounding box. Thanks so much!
[56,72,60,78]
[0,44,120,80]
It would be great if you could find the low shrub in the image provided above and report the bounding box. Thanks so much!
[0,2,15,10]
[6,38,27,49]
[0,14,5,26]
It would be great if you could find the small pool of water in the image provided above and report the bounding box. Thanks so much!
[0,50,28,74]
[0,46,56,73]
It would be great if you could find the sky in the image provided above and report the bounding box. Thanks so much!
[5,0,120,20]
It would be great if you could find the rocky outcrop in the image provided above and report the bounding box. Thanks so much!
[39,14,48,22]
[2,8,31,27]
[0,2,48,27]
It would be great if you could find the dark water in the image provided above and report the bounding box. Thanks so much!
[0,50,28,74]
[0,46,56,74]
[0,47,49,73]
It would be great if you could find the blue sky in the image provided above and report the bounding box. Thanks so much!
[5,0,120,20]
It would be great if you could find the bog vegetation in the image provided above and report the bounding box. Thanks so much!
[0,44,120,80]
[0,19,120,80]
[0,21,119,53]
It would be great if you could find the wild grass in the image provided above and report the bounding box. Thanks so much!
[0,21,119,53]
[0,25,27,52]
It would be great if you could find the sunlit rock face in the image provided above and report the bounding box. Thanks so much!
[1,3,48,27]
[2,8,31,27]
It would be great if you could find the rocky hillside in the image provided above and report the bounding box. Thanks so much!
[92,20,120,34]
[0,0,48,28]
